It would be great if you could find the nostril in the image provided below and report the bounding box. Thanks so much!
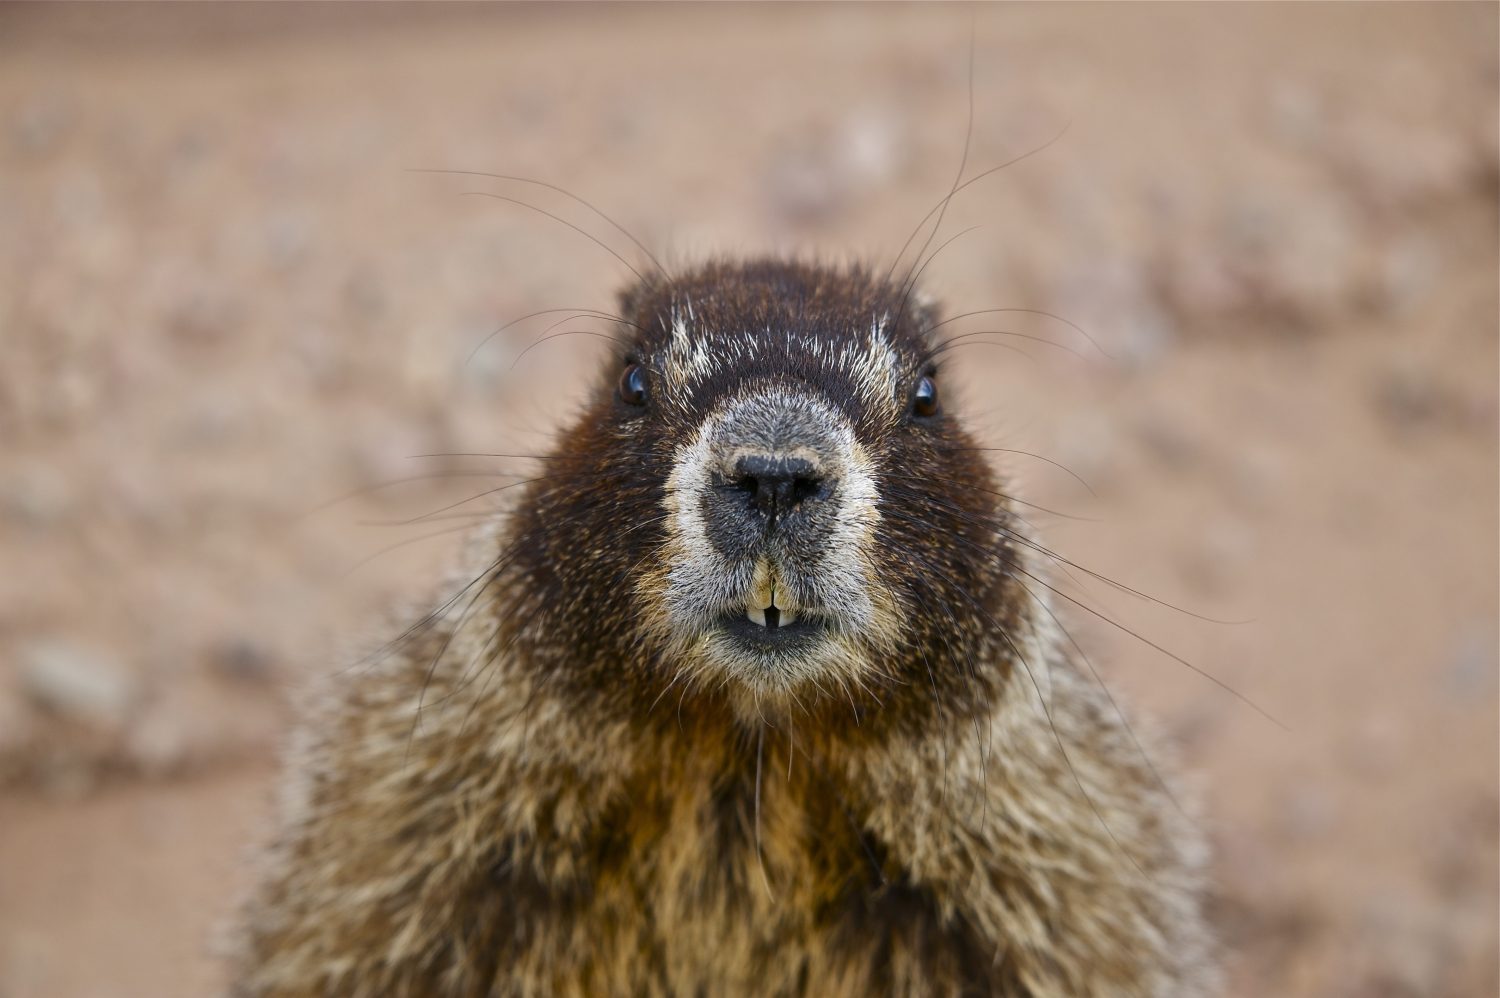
[789,475,820,505]
[732,454,826,516]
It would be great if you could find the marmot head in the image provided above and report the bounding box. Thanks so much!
[513,259,1022,727]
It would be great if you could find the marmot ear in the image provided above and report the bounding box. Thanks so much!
[615,275,660,324]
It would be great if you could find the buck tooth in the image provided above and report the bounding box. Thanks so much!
[747,606,767,627]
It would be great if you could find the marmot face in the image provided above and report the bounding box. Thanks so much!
[519,259,1021,724]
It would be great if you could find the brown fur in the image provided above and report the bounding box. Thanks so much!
[232,261,1216,997]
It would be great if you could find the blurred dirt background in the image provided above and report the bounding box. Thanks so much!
[1,4,1496,996]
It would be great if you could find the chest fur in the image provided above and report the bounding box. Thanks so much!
[488,742,1010,998]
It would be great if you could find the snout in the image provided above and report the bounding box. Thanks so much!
[699,390,849,559]
[655,386,884,674]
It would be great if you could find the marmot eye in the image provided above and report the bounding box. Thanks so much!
[618,363,648,406]
[911,375,939,418]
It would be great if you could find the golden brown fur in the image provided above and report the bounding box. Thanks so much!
[233,261,1215,996]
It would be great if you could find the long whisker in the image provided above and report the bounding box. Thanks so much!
[929,329,1091,365]
[937,446,1099,498]
[883,493,1283,728]
[880,471,1096,521]
[889,22,976,289]
[464,306,645,368]
[461,191,644,282]
[888,119,1072,284]
[411,168,664,272]
[883,479,1249,626]
[306,471,534,516]
[925,306,1110,360]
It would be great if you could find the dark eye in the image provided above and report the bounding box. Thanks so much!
[911,375,939,418]
[618,362,648,406]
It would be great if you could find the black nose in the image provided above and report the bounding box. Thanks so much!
[733,454,825,520]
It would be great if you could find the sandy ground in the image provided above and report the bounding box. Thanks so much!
[0,4,1496,996]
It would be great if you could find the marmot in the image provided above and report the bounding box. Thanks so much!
[233,259,1216,996]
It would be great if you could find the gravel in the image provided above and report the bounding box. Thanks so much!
[19,641,138,731]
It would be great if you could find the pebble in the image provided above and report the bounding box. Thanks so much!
[33,752,98,801]
[1342,713,1401,780]
[1050,255,1175,369]
[1049,413,1120,495]
[1443,623,1497,700]
[1157,246,1245,324]
[1182,516,1255,595]
[0,464,75,528]
[1277,783,1337,842]
[1133,408,1202,472]
[1266,79,1325,151]
[1371,236,1439,317]
[51,169,106,230]
[765,107,903,227]
[766,138,849,226]
[837,107,902,190]
[167,284,243,346]
[1334,116,1480,213]
[263,210,315,272]
[0,685,37,771]
[124,707,189,778]
[1371,362,1446,432]
[8,94,74,158]
[1350,895,1451,998]
[1229,445,1287,512]
[19,641,138,731]
[211,635,276,686]
[176,392,252,448]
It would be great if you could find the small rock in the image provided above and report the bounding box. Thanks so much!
[1134,409,1202,471]
[9,94,74,158]
[1334,116,1480,213]
[766,138,849,225]
[1051,255,1174,368]
[0,464,75,527]
[1370,237,1439,317]
[763,107,903,227]
[1351,894,1451,998]
[1266,79,1324,151]
[1158,246,1245,323]
[168,284,243,345]
[20,641,137,731]
[124,708,189,778]
[1372,362,1444,432]
[1165,696,1225,752]
[1049,413,1120,495]
[0,684,38,767]
[1277,784,1336,842]
[212,636,276,685]
[1343,713,1401,779]
[263,210,314,272]
[34,751,98,801]
[1247,198,1360,323]
[177,392,251,447]
[1229,445,1287,511]
[343,265,387,322]
[52,169,105,229]
[1443,623,1497,700]
[837,107,902,189]
[1182,516,1255,595]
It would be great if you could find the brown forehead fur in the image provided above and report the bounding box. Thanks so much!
[230,261,1216,996]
